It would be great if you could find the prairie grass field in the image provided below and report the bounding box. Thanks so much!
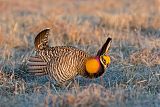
[0,0,160,107]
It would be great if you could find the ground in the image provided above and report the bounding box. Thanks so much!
[0,0,160,107]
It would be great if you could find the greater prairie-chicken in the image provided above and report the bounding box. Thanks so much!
[27,28,112,85]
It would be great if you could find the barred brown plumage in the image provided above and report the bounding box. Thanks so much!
[27,28,112,86]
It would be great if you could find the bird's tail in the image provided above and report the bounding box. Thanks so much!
[34,28,50,51]
[27,56,47,76]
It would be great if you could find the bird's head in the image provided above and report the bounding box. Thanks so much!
[84,37,112,78]
[100,55,111,68]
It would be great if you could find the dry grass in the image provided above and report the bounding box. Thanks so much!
[0,0,160,107]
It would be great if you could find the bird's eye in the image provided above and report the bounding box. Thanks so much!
[102,58,106,64]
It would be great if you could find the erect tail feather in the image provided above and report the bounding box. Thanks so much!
[27,56,48,76]
[34,28,50,51]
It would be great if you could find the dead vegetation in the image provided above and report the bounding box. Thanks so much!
[0,0,160,107]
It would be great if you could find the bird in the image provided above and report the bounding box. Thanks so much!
[27,28,112,86]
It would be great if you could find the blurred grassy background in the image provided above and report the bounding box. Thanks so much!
[0,0,160,107]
